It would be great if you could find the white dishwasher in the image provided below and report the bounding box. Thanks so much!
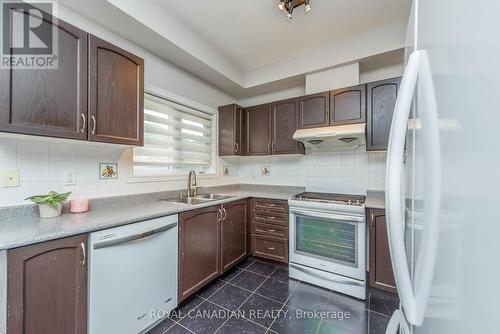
[88,215,178,334]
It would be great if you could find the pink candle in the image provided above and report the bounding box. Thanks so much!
[70,198,89,213]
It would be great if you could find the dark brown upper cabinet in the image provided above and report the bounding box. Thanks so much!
[245,103,272,155]
[299,92,330,129]
[368,208,397,293]
[221,200,247,273]
[178,205,221,302]
[88,35,144,146]
[271,98,305,155]
[7,234,87,334]
[218,104,244,156]
[0,18,88,140]
[367,77,401,151]
[330,84,366,125]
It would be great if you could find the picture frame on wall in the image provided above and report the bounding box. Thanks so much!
[99,163,118,179]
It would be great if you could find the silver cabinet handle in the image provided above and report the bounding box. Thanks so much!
[266,216,276,220]
[234,142,239,153]
[217,208,222,222]
[80,242,86,267]
[266,229,276,233]
[222,208,227,221]
[91,115,96,135]
[80,113,86,133]
[264,246,275,251]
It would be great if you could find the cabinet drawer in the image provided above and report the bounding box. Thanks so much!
[252,235,288,263]
[252,222,288,239]
[253,198,288,214]
[254,211,288,226]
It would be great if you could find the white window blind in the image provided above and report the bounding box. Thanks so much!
[133,93,215,177]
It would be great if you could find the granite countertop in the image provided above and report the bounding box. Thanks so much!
[365,190,385,209]
[0,184,303,250]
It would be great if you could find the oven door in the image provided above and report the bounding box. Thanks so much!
[289,208,366,281]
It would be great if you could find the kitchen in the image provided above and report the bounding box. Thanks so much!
[0,0,499,334]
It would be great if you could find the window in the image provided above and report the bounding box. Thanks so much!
[133,93,215,178]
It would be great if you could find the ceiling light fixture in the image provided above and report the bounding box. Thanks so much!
[278,0,311,21]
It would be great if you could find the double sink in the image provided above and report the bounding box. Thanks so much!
[163,193,234,205]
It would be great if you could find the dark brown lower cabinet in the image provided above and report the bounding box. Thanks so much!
[178,200,250,301]
[7,234,87,334]
[250,198,289,263]
[178,204,221,302]
[368,208,397,293]
[221,200,248,273]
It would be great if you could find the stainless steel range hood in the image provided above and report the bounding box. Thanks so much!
[293,123,366,150]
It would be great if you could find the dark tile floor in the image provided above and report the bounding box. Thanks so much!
[147,256,399,334]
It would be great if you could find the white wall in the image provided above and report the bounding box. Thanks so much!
[0,6,238,207]
[359,63,404,84]
[305,63,359,94]
[237,146,386,195]
[238,86,305,107]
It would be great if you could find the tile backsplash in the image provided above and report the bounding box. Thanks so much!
[0,138,237,207]
[236,145,386,195]
[0,137,385,207]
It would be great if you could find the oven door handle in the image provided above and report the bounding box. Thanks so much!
[289,209,364,223]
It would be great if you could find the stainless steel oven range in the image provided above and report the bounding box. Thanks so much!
[288,192,367,300]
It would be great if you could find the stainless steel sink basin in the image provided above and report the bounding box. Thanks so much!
[195,193,231,200]
[162,194,234,205]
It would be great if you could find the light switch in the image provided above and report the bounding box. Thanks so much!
[64,170,76,186]
[3,170,19,187]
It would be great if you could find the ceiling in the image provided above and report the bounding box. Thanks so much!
[58,0,411,98]
[156,0,411,71]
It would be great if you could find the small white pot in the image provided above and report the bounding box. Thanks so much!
[38,202,63,218]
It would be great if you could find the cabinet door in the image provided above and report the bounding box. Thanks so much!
[221,200,247,272]
[366,77,401,151]
[299,92,330,129]
[330,84,366,125]
[271,98,305,155]
[246,103,272,155]
[7,235,87,334]
[89,35,144,146]
[368,209,397,293]
[218,104,244,156]
[0,18,87,140]
[179,205,221,302]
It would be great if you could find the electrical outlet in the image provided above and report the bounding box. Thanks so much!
[3,170,19,187]
[64,170,76,186]
[260,166,271,176]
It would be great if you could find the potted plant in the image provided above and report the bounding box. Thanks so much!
[25,191,72,218]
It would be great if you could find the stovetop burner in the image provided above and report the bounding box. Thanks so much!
[291,192,366,206]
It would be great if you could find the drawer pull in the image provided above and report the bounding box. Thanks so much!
[266,203,276,207]
[266,229,276,232]
[266,216,275,220]
[264,246,275,251]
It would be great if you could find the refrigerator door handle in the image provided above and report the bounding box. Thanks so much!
[386,50,441,326]
[385,310,411,334]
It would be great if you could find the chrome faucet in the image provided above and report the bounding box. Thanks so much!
[187,170,201,198]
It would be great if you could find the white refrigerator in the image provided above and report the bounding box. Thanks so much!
[385,0,500,333]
